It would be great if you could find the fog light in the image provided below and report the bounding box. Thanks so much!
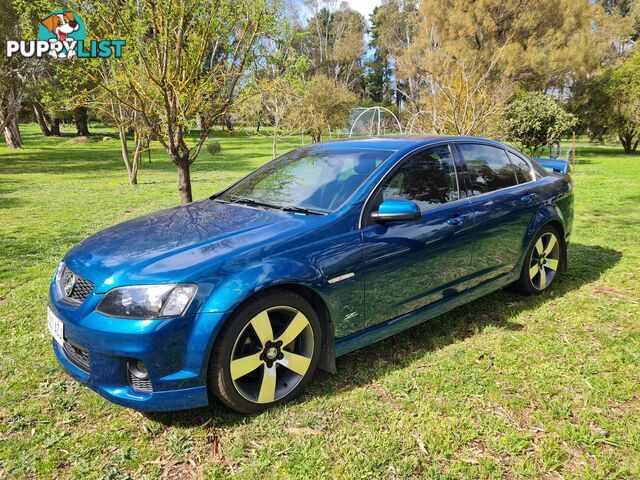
[128,359,148,379]
[127,359,152,392]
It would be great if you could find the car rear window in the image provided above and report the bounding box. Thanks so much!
[507,152,534,184]
[458,143,518,195]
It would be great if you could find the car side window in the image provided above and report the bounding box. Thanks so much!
[380,145,459,212]
[458,143,518,195]
[507,151,534,184]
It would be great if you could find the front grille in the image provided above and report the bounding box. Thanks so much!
[128,370,152,392]
[62,341,90,373]
[68,275,93,303]
[59,265,94,305]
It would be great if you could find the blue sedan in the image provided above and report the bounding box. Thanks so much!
[48,136,573,413]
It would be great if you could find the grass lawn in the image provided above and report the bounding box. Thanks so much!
[1,124,639,479]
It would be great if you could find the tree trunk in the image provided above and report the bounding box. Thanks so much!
[619,134,631,154]
[224,114,234,134]
[74,107,90,136]
[130,133,144,185]
[50,116,61,136]
[4,117,23,148]
[118,126,139,185]
[33,103,51,136]
[176,161,193,204]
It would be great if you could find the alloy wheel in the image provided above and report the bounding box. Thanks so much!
[229,306,314,403]
[529,232,560,290]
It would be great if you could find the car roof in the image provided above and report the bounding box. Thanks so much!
[314,135,505,151]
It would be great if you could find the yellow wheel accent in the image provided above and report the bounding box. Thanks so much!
[276,312,309,346]
[230,306,314,404]
[280,351,312,376]
[529,231,560,290]
[230,352,262,380]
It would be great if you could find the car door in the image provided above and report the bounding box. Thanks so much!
[360,144,476,330]
[455,143,540,289]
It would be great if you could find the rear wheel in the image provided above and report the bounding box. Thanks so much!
[209,289,321,413]
[511,226,562,295]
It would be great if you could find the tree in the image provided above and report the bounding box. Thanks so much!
[238,15,308,158]
[78,0,274,203]
[412,46,513,136]
[242,66,306,158]
[89,63,149,185]
[605,55,640,154]
[0,0,33,148]
[363,4,395,104]
[570,53,640,154]
[287,74,355,142]
[396,0,630,111]
[505,92,577,155]
[297,1,366,88]
[599,0,640,39]
[577,54,640,154]
[370,0,419,109]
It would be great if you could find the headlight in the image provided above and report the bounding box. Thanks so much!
[96,284,197,319]
[55,262,68,292]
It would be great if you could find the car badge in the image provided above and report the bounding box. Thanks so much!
[64,273,76,296]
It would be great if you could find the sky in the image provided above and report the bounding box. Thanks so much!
[295,0,383,23]
[343,0,383,20]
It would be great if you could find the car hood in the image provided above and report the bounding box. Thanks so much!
[64,199,312,291]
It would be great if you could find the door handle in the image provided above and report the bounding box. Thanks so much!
[447,214,466,226]
[520,193,536,204]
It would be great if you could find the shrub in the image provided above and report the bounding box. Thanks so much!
[505,92,577,155]
[206,140,221,155]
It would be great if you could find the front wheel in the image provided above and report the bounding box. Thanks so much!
[208,289,321,413]
[511,225,563,295]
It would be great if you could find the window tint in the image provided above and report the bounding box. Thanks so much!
[531,160,549,180]
[507,152,533,184]
[381,145,458,211]
[219,147,391,212]
[459,144,517,195]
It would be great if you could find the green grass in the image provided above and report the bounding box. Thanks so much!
[1,124,639,479]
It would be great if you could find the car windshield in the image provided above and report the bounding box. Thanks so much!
[217,146,393,213]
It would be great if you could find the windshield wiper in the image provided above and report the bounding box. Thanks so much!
[226,196,283,210]
[221,195,325,216]
[278,205,326,216]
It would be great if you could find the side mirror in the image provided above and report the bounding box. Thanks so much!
[370,199,421,222]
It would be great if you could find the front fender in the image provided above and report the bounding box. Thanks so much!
[196,259,334,376]
[199,259,326,314]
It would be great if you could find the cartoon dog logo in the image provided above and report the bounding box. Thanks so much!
[39,11,82,58]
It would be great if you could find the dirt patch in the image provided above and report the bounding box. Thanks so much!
[364,383,404,409]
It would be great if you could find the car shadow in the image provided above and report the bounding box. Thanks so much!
[144,242,621,428]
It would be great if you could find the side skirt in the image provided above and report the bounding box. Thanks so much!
[334,271,518,357]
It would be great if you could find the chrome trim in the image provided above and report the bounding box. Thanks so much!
[327,272,355,284]
[462,179,538,201]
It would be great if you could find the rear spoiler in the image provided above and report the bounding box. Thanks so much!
[532,157,570,174]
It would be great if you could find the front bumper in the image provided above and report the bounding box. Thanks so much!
[49,285,227,412]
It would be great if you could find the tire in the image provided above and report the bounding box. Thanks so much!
[511,225,563,296]
[208,288,322,413]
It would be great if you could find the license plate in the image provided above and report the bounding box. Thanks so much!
[47,307,64,346]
